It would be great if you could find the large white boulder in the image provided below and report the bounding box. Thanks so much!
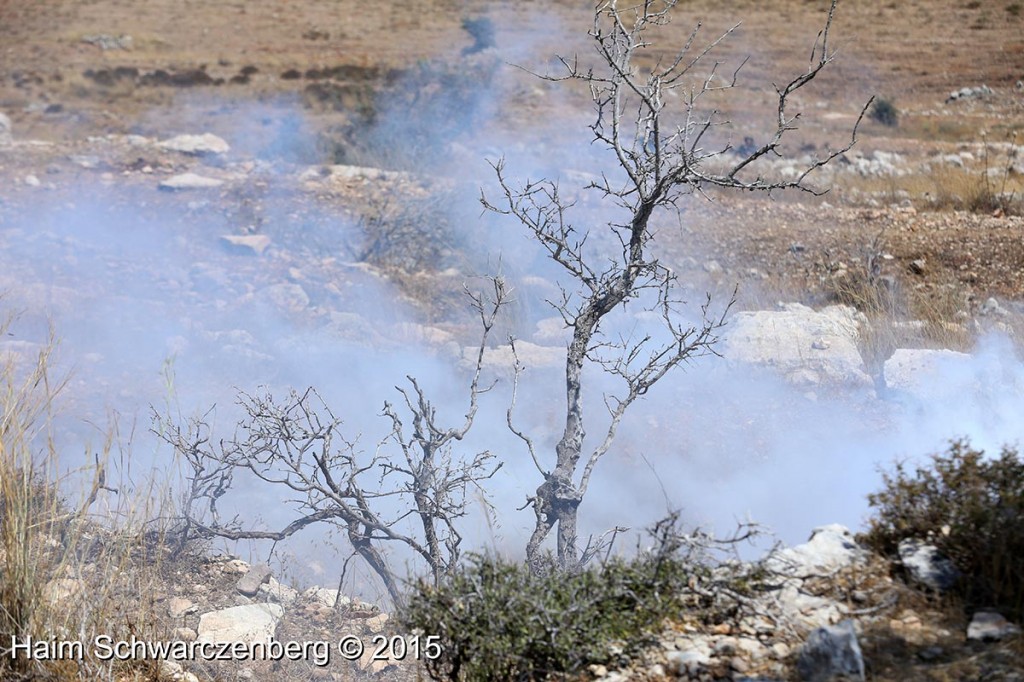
[767,524,868,577]
[722,304,872,388]
[883,348,972,401]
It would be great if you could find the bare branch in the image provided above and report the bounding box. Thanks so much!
[487,0,863,572]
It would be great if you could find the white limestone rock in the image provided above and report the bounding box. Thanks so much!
[723,304,872,388]
[158,133,230,156]
[197,603,284,645]
[159,173,225,190]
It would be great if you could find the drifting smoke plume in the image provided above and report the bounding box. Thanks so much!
[1,8,1022,597]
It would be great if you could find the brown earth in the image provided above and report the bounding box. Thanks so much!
[1,0,1023,325]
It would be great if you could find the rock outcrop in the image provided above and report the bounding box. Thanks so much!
[723,304,873,389]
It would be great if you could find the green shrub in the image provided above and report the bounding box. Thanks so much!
[861,439,1024,620]
[400,548,698,681]
[869,98,899,127]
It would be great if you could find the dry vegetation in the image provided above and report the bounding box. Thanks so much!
[0,317,176,681]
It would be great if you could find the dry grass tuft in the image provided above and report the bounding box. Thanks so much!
[0,313,180,681]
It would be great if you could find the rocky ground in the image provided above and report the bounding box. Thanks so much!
[36,521,1023,681]
[2,1,1024,680]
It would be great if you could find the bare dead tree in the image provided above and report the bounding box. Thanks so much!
[485,0,869,572]
[156,278,508,606]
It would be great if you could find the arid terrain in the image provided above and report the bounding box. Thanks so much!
[1,1,1023,680]
[2,0,1024,331]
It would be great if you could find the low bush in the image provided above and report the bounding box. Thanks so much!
[869,98,899,127]
[861,439,1024,620]
[400,551,694,681]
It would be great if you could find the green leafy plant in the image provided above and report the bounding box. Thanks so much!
[861,439,1024,620]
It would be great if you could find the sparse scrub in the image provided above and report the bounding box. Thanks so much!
[839,135,1023,216]
[818,236,974,371]
[869,98,899,127]
[862,439,1024,621]
[401,515,768,681]
[350,187,459,275]
[818,230,896,316]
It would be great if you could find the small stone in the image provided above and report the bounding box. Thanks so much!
[967,611,1022,642]
[666,650,708,677]
[173,628,197,642]
[303,586,349,609]
[158,661,184,678]
[81,33,133,50]
[796,620,865,682]
[909,259,926,275]
[24,174,40,187]
[979,297,1009,318]
[258,282,309,313]
[713,637,738,656]
[159,172,224,190]
[237,564,272,596]
[260,577,299,606]
[736,637,767,660]
[221,234,271,255]
[358,645,395,674]
[365,613,389,633]
[157,133,230,156]
[588,663,608,677]
[168,597,196,618]
[44,578,83,605]
[220,559,250,575]
[0,111,11,144]
[730,656,750,673]
[899,611,922,630]
[69,155,101,168]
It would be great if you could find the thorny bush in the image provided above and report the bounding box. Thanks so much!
[862,439,1024,621]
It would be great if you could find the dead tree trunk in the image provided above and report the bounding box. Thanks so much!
[488,0,870,572]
